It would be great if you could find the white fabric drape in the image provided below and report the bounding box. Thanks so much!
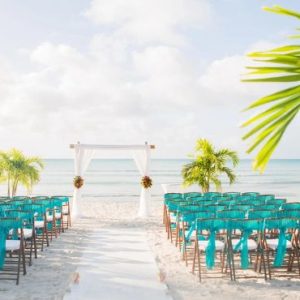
[72,145,95,219]
[133,146,151,218]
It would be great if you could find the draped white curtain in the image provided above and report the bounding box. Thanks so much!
[72,145,95,218]
[133,146,151,218]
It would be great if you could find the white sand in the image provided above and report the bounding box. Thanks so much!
[1,197,300,300]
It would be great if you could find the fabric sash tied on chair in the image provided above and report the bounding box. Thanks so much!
[274,229,287,267]
[233,230,252,269]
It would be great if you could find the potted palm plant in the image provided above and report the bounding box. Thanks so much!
[182,139,239,192]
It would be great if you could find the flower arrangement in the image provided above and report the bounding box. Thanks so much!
[73,176,84,189]
[141,176,152,189]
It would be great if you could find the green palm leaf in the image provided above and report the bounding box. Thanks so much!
[243,5,300,172]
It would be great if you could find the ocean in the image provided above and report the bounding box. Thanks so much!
[0,159,299,201]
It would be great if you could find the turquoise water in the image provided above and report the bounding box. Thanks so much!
[0,159,299,201]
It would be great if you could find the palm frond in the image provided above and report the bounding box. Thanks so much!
[243,5,300,172]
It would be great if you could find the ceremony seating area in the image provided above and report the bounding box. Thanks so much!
[164,192,300,281]
[0,196,71,284]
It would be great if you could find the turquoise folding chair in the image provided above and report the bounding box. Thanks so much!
[192,218,227,281]
[163,193,182,225]
[5,210,35,266]
[0,218,26,285]
[228,219,265,280]
[264,218,300,279]
[22,203,49,251]
[52,196,71,229]
[180,211,215,265]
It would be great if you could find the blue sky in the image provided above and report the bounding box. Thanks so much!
[0,0,300,158]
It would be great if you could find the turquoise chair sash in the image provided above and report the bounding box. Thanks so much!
[265,218,298,267]
[196,219,226,269]
[231,219,263,269]
[0,218,23,270]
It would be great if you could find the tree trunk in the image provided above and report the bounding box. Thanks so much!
[12,179,19,197]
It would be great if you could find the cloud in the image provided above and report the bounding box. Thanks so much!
[1,1,296,159]
[85,0,212,45]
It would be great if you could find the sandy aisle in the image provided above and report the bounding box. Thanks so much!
[1,197,300,300]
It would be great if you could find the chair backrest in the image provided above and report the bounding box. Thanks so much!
[231,204,252,211]
[182,211,215,222]
[282,202,300,210]
[185,195,202,201]
[51,196,70,205]
[242,192,260,197]
[183,192,201,200]
[257,194,275,201]
[22,203,46,216]
[248,209,275,219]
[257,204,280,211]
[164,193,182,200]
[204,204,227,213]
[277,210,300,218]
[222,192,240,198]
[217,209,245,219]
[203,192,221,199]
[212,196,231,203]
[266,198,286,206]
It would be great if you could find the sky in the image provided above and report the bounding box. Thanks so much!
[0,0,300,159]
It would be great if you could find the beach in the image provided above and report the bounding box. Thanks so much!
[1,196,300,300]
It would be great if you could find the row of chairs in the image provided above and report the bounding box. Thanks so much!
[0,195,71,284]
[164,192,300,281]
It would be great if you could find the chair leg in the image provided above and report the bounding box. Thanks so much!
[29,237,33,266]
[266,248,271,280]
[21,239,26,275]
[16,250,21,285]
[33,230,38,259]
[192,240,197,274]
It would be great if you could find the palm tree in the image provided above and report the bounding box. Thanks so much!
[242,5,300,172]
[0,149,44,197]
[182,139,239,193]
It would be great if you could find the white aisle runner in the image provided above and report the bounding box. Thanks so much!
[64,227,172,300]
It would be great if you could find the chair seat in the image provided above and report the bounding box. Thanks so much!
[185,229,196,239]
[267,238,292,250]
[6,240,20,251]
[46,215,53,222]
[23,228,33,239]
[170,214,177,223]
[35,220,45,228]
[55,212,62,219]
[8,228,33,239]
[198,240,224,251]
[232,239,258,251]
[62,206,69,214]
